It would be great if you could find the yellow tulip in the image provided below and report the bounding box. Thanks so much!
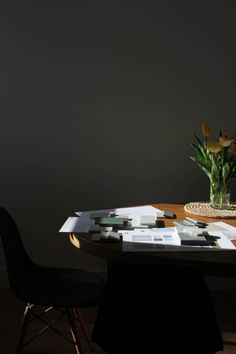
[219,136,233,147]
[202,122,211,137]
[219,130,233,147]
[207,141,222,153]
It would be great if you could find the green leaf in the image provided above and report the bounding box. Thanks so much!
[193,134,205,147]
[222,163,230,183]
[191,157,211,178]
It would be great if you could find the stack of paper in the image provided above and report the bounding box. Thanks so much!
[59,205,163,233]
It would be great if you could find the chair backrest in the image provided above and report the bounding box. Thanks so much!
[0,207,33,294]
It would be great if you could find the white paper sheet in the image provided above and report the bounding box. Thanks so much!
[209,221,236,240]
[59,217,91,233]
[122,227,181,252]
[209,231,236,249]
[75,205,163,221]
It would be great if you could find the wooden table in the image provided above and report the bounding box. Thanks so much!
[69,204,236,277]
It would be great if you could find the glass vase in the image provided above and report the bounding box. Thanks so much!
[210,180,231,209]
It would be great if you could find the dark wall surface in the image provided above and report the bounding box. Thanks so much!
[0,1,235,270]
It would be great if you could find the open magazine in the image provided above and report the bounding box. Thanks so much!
[122,222,236,252]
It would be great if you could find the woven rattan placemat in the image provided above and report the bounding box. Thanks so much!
[184,202,236,218]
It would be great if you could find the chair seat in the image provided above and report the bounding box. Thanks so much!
[15,265,104,307]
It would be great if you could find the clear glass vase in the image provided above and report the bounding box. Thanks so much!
[210,180,231,209]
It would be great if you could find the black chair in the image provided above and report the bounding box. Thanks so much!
[0,207,105,354]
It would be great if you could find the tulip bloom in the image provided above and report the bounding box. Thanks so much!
[219,130,233,147]
[202,122,211,137]
[207,141,222,154]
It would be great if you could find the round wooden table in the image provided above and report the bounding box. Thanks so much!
[69,204,236,277]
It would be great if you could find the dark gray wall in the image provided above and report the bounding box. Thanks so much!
[0,1,235,271]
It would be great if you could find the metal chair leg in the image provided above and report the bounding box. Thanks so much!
[72,308,106,353]
[16,304,101,354]
[73,308,95,351]
[66,308,84,354]
[16,303,32,353]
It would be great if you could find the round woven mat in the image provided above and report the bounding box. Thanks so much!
[184,202,236,218]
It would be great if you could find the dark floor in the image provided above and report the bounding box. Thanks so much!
[1,288,236,354]
[210,290,236,352]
